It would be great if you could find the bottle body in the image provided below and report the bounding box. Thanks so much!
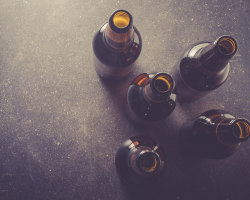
[174,36,237,101]
[179,110,250,159]
[126,72,177,124]
[115,136,165,186]
[93,10,142,79]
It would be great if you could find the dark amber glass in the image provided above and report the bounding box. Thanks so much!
[174,36,237,100]
[179,110,250,159]
[115,136,165,185]
[93,10,142,79]
[126,72,177,124]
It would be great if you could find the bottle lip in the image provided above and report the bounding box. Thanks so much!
[150,73,175,96]
[231,118,250,142]
[109,9,133,33]
[213,35,238,57]
[136,151,160,174]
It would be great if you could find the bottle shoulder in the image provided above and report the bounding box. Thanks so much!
[196,110,235,122]
[191,109,234,128]
[182,42,211,59]
[179,57,230,92]
[179,41,231,92]
[93,23,142,68]
[127,84,176,122]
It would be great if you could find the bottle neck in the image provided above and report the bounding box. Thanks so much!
[130,149,160,175]
[128,136,165,177]
[142,73,175,103]
[104,10,134,49]
[216,118,250,145]
[196,36,237,74]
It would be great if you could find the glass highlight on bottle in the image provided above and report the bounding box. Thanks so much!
[174,36,238,100]
[115,136,165,185]
[179,109,250,159]
[126,72,177,124]
[93,10,142,79]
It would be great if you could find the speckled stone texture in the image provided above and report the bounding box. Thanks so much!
[0,0,249,200]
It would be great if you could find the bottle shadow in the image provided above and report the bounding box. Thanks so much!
[178,119,205,161]
[118,176,164,200]
[97,70,135,106]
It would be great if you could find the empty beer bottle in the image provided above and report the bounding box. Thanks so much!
[174,36,238,100]
[115,136,165,185]
[179,109,250,159]
[93,9,142,79]
[126,72,177,124]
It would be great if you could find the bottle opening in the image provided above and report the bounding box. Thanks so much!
[153,74,173,93]
[218,37,236,55]
[139,152,158,173]
[113,11,130,28]
[233,120,250,139]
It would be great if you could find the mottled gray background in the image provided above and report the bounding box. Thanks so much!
[0,0,250,200]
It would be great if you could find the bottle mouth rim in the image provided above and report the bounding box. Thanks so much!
[136,151,160,174]
[151,73,175,95]
[232,119,250,141]
[214,36,238,56]
[109,9,133,33]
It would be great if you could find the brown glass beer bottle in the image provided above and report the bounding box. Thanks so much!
[93,10,142,79]
[174,36,237,100]
[179,109,250,159]
[126,72,177,124]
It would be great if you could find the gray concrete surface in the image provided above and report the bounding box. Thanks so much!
[0,0,249,199]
